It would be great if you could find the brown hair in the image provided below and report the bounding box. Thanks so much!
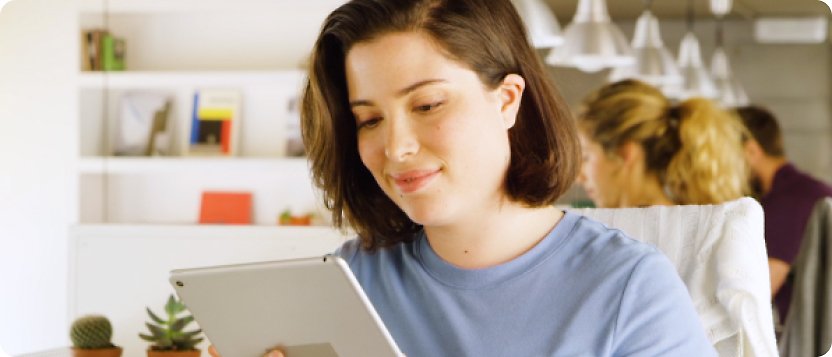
[735,105,785,157]
[302,0,579,250]
[578,79,748,205]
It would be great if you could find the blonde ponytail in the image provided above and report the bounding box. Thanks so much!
[665,98,749,204]
[579,80,749,205]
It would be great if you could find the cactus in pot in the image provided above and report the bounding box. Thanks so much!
[69,315,122,357]
[140,294,203,357]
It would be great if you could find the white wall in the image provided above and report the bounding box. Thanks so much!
[0,0,76,355]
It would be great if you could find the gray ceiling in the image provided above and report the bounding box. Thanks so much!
[544,0,832,21]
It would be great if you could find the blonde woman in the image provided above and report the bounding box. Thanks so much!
[576,79,748,208]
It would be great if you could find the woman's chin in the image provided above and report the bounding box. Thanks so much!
[402,206,452,228]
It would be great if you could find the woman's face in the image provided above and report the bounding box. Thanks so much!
[576,131,625,208]
[345,31,522,227]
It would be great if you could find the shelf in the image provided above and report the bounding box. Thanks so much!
[78,0,344,14]
[78,156,309,174]
[71,222,348,238]
[78,70,305,89]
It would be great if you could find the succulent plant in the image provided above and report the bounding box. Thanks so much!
[139,294,204,351]
[70,315,117,349]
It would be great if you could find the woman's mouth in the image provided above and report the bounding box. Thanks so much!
[391,169,441,194]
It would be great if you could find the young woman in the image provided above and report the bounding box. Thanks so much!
[576,79,748,208]
[213,1,716,356]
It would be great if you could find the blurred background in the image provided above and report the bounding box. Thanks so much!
[0,0,829,355]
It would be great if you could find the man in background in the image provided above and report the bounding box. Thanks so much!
[737,105,832,325]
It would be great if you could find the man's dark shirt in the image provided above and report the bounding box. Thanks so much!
[760,163,832,322]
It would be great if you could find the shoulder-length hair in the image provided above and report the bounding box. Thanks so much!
[302,0,579,250]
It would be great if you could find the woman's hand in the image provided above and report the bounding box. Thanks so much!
[208,345,285,357]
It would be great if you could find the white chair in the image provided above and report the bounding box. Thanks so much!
[571,197,778,357]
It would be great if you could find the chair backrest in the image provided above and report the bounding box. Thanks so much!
[779,197,832,357]
[571,197,778,357]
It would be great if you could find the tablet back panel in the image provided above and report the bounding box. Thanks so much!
[170,256,402,357]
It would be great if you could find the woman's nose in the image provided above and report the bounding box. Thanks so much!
[384,116,419,162]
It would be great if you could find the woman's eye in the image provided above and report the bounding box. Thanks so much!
[357,117,382,130]
[415,101,443,113]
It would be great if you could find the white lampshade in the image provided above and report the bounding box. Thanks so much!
[545,0,634,72]
[821,0,832,13]
[711,47,749,107]
[710,0,733,17]
[513,0,564,48]
[667,31,717,99]
[609,10,682,87]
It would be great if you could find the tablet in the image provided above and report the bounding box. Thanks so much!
[169,255,403,357]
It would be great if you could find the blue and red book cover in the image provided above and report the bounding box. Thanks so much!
[188,89,241,156]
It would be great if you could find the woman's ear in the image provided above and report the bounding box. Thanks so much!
[498,74,525,129]
[616,141,644,168]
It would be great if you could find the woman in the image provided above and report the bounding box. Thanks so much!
[213,1,715,356]
[576,79,748,208]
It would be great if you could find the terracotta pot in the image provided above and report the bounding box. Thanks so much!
[147,350,201,357]
[71,347,123,357]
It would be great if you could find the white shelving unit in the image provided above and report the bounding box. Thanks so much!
[78,155,320,225]
[79,70,305,158]
[76,0,339,226]
[73,2,348,354]
[78,156,309,174]
[78,71,297,89]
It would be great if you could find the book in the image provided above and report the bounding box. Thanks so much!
[80,30,92,71]
[82,29,126,71]
[187,89,241,156]
[83,29,106,71]
[146,100,172,156]
[101,33,126,71]
[199,191,252,225]
[116,92,173,156]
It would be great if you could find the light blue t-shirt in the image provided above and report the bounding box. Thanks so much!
[337,212,717,356]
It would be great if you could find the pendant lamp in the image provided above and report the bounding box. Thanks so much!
[513,0,564,48]
[666,0,717,99]
[711,48,749,107]
[545,0,633,72]
[709,0,749,107]
[609,2,681,87]
[0,0,17,13]
[710,0,732,16]
[821,0,832,13]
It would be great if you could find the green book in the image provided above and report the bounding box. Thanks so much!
[101,34,125,71]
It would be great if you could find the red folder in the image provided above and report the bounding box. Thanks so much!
[199,191,252,225]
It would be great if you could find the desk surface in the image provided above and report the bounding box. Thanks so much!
[17,348,207,357]
[17,348,70,357]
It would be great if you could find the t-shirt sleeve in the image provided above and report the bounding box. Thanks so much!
[611,251,717,356]
[333,238,361,264]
